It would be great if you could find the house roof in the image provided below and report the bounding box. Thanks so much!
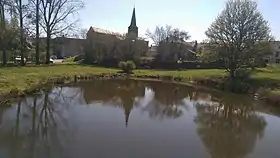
[89,27,125,39]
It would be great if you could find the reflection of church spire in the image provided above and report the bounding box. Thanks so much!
[124,107,131,127]
[123,97,134,127]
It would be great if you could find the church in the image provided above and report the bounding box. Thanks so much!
[52,7,148,58]
[86,7,149,57]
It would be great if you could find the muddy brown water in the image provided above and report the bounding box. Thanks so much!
[0,79,280,158]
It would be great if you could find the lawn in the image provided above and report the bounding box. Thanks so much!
[135,69,225,79]
[0,64,279,98]
[0,64,118,96]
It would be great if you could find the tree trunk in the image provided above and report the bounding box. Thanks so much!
[45,31,50,64]
[230,69,235,79]
[19,0,24,66]
[35,0,39,64]
[0,1,6,65]
[2,47,6,65]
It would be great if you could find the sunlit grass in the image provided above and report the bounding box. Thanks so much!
[0,64,279,97]
[0,64,118,95]
[134,69,225,79]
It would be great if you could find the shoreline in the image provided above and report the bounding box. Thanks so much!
[0,65,279,106]
[1,72,279,107]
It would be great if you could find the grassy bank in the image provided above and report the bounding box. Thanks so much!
[0,64,279,104]
[0,65,226,96]
[0,64,118,97]
[135,69,225,79]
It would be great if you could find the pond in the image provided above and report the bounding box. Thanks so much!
[0,79,280,158]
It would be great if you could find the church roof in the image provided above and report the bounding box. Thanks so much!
[129,7,137,28]
[89,27,125,39]
[91,27,123,36]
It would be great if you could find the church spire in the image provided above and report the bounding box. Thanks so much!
[129,7,137,28]
[127,6,138,39]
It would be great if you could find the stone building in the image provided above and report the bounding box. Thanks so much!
[47,7,148,59]
[85,7,149,60]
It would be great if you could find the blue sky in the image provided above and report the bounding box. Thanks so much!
[79,0,279,42]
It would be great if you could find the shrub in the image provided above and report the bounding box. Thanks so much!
[73,54,84,62]
[223,69,253,93]
[63,56,75,63]
[118,60,136,74]
[234,68,252,81]
[63,54,84,63]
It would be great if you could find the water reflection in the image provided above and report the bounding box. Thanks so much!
[0,79,279,158]
[0,88,81,158]
[194,101,266,158]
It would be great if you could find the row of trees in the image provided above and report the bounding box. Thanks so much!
[146,25,195,63]
[0,0,84,65]
[145,0,273,79]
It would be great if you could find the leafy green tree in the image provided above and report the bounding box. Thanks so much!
[118,60,136,74]
[205,0,273,79]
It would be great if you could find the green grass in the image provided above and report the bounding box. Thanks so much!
[0,64,118,96]
[0,64,279,98]
[255,65,280,80]
[271,90,280,95]
[134,69,225,79]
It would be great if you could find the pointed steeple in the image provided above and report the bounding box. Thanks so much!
[124,107,131,127]
[127,6,138,39]
[129,7,137,28]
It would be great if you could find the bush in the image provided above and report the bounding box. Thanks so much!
[223,78,251,93]
[63,56,75,63]
[234,68,252,81]
[118,60,136,74]
[74,54,84,62]
[223,69,253,93]
[63,54,84,63]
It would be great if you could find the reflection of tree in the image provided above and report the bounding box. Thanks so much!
[141,82,192,120]
[194,100,266,158]
[0,86,80,158]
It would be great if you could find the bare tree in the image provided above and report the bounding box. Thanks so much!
[150,26,191,62]
[205,0,273,78]
[29,0,84,64]
[145,25,172,46]
[35,0,39,64]
[18,0,24,65]
[73,28,87,39]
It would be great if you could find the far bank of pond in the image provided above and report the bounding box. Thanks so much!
[0,79,280,158]
[0,64,279,106]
